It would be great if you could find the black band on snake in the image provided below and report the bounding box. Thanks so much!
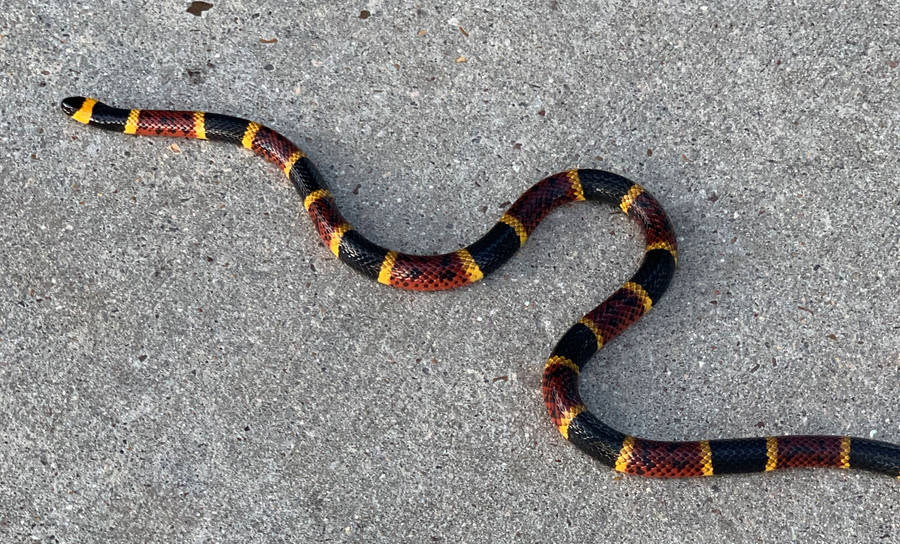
[61,96,900,479]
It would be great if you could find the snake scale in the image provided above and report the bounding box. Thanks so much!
[61,96,900,479]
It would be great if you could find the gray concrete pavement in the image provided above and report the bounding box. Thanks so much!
[1,1,898,542]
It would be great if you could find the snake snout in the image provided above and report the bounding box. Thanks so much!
[60,97,86,116]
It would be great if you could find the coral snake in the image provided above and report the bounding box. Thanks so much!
[61,96,900,479]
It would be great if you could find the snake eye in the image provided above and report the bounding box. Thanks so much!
[61,96,86,116]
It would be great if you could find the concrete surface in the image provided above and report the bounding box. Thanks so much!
[1,1,898,542]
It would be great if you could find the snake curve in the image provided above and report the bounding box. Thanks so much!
[61,96,900,479]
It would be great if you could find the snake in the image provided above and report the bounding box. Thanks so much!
[61,96,900,479]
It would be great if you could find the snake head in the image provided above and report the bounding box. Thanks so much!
[61,97,87,116]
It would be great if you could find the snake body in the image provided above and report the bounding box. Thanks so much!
[61,96,900,479]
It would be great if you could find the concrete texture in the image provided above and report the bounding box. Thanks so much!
[1,1,898,542]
